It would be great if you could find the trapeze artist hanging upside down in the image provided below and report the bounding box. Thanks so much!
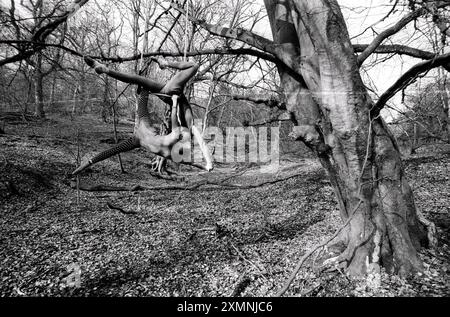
[72,56,213,175]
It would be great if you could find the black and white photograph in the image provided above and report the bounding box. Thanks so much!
[0,0,449,302]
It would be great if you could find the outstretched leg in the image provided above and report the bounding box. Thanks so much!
[84,57,164,93]
[157,59,199,95]
[72,137,140,175]
[136,89,151,125]
[166,61,199,88]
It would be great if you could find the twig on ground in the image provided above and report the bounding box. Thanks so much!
[111,101,125,173]
[231,275,252,297]
[300,272,339,297]
[106,201,137,215]
[229,242,268,277]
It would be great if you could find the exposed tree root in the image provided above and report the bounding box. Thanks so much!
[275,216,354,297]
[229,242,267,276]
[416,207,438,248]
[275,201,362,297]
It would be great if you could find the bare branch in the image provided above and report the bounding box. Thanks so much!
[0,0,89,67]
[354,43,442,60]
[168,0,307,84]
[357,2,450,66]
[373,52,450,117]
[100,47,277,64]
[353,44,450,72]
[357,7,428,65]
[169,0,274,52]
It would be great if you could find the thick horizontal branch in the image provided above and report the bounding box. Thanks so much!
[248,111,291,127]
[373,52,450,117]
[354,44,438,60]
[0,40,277,65]
[354,44,450,71]
[98,47,277,64]
[231,95,286,110]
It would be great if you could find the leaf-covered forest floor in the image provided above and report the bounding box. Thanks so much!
[0,113,449,297]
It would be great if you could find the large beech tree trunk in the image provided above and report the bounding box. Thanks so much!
[264,0,431,276]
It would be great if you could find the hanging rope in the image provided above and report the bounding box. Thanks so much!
[183,0,190,61]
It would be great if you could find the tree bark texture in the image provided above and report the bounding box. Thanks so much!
[264,0,430,276]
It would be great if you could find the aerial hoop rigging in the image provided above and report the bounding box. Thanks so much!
[183,0,190,62]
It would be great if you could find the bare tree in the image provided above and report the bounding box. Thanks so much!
[0,0,90,117]
[165,0,445,277]
[1,0,448,279]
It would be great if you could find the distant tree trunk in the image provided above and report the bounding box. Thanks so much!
[79,72,87,114]
[131,1,141,121]
[34,53,45,118]
[72,86,79,117]
[444,94,450,142]
[102,77,111,122]
[25,75,33,114]
[438,71,450,142]
[265,0,432,277]
[49,72,57,107]
[435,28,450,142]
[412,122,421,153]
[202,81,216,133]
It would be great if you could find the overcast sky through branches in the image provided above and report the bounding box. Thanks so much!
[1,0,445,122]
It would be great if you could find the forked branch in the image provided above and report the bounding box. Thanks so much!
[0,0,90,66]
